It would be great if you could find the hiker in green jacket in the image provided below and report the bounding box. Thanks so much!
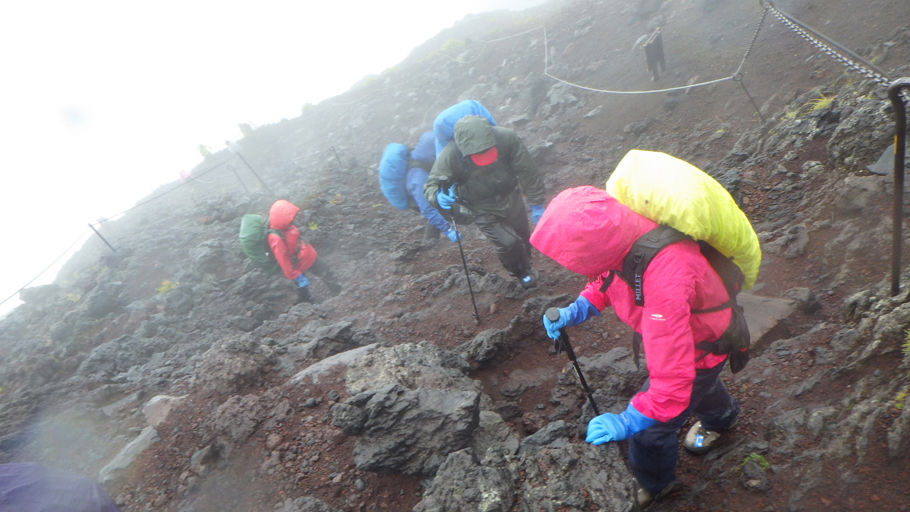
[424,115,546,288]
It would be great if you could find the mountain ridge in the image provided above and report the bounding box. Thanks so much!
[2,0,910,510]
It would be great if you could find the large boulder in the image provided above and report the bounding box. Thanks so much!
[331,384,480,476]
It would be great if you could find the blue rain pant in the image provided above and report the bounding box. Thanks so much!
[628,359,739,495]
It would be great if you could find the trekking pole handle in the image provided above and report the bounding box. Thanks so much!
[545,308,576,359]
[545,307,561,349]
[438,178,458,203]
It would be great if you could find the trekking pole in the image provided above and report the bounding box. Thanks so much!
[545,307,600,415]
[440,179,480,324]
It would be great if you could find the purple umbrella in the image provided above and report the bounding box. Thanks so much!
[0,463,120,512]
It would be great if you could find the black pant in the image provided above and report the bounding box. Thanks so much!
[306,258,342,294]
[644,31,665,81]
[628,360,739,495]
[472,194,532,277]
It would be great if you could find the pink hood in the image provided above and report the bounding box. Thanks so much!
[530,186,657,276]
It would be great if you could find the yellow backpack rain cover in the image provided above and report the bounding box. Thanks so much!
[606,149,761,289]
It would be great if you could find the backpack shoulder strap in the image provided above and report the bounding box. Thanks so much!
[264,217,283,239]
[695,241,744,300]
[264,218,285,261]
[615,226,749,369]
[408,158,432,172]
[597,226,687,370]
[619,225,690,306]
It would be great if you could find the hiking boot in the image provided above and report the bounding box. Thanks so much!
[684,420,724,454]
[296,286,313,304]
[519,269,539,289]
[325,280,343,296]
[422,223,440,245]
[636,481,676,508]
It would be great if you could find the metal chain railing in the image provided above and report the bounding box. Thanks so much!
[734,5,769,77]
[762,0,907,102]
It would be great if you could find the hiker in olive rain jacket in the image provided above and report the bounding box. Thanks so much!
[268,199,342,303]
[424,115,546,288]
[531,186,741,507]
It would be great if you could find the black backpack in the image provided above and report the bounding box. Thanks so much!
[600,225,751,373]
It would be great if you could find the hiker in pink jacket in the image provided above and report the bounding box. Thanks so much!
[529,186,740,508]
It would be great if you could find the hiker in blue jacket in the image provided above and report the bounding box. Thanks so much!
[408,132,461,243]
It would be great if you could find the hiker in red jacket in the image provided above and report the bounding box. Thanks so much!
[530,186,740,508]
[268,199,342,303]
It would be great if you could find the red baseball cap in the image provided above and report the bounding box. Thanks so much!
[470,146,498,166]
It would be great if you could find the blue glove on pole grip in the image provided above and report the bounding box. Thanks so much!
[445,228,461,242]
[436,186,457,209]
[294,274,310,288]
[585,402,657,445]
[541,295,600,340]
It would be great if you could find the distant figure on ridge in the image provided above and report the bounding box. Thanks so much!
[643,27,665,81]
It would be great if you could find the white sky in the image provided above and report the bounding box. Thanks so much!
[0,0,547,316]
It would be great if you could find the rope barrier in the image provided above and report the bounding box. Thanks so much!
[539,5,769,96]
[481,26,545,44]
[1,156,238,310]
[543,25,738,95]
[0,230,91,307]
[97,157,232,223]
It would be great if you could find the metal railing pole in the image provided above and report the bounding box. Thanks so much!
[88,223,117,253]
[888,79,910,295]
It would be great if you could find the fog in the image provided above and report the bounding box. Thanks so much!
[0,0,547,317]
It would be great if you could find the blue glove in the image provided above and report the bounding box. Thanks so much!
[529,204,545,225]
[436,186,457,210]
[585,403,657,445]
[294,274,310,288]
[445,228,461,242]
[542,296,600,340]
